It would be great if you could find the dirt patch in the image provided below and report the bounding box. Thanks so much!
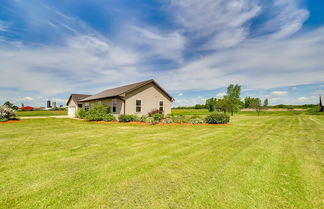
[0,120,22,124]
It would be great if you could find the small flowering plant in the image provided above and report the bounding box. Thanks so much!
[0,105,16,121]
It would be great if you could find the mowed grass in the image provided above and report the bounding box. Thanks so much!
[0,115,323,209]
[16,110,67,117]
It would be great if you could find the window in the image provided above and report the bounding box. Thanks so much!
[78,104,82,108]
[136,99,141,112]
[159,101,164,112]
[84,103,90,111]
[112,99,117,113]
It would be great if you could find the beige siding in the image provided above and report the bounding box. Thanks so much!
[87,98,124,115]
[125,82,171,115]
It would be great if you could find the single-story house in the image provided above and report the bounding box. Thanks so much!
[66,79,174,117]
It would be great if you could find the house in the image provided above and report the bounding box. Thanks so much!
[66,79,174,117]
[320,95,324,112]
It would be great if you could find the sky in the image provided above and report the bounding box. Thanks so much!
[0,0,324,107]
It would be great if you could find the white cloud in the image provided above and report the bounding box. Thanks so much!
[174,96,206,107]
[265,0,309,39]
[271,91,288,96]
[0,21,9,32]
[177,92,183,96]
[216,92,227,97]
[297,96,307,101]
[159,28,324,91]
[16,96,34,101]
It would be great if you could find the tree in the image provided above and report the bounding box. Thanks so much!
[227,84,241,99]
[244,97,254,108]
[250,98,261,116]
[3,101,18,110]
[225,84,242,115]
[263,98,269,111]
[205,98,217,112]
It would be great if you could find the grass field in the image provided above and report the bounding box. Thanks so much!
[171,108,308,116]
[16,110,67,117]
[0,115,323,208]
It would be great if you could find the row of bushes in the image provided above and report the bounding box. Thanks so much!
[0,105,17,122]
[76,104,230,124]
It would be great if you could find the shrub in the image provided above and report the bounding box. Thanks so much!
[146,117,158,125]
[163,118,173,124]
[0,105,16,120]
[102,114,116,121]
[118,114,138,122]
[205,113,230,124]
[148,108,163,117]
[0,118,8,122]
[152,113,163,121]
[76,109,87,119]
[172,115,187,123]
[139,115,147,122]
[84,104,110,121]
[189,118,204,124]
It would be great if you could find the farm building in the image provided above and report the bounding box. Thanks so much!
[320,95,324,112]
[66,79,174,117]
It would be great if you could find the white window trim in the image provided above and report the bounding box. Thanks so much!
[136,99,142,113]
[112,99,117,113]
[159,100,164,111]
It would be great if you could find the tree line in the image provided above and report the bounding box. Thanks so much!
[205,84,269,116]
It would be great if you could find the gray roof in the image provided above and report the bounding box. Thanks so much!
[66,94,92,105]
[80,79,174,102]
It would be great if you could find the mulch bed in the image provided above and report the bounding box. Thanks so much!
[0,120,22,124]
[94,121,232,126]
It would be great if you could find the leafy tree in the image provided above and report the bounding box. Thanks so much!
[205,98,217,112]
[225,84,242,115]
[194,104,206,109]
[250,98,262,116]
[263,98,269,110]
[227,84,241,99]
[244,97,254,108]
[3,101,18,110]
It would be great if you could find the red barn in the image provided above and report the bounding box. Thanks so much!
[19,106,34,110]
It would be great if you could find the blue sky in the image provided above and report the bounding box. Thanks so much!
[0,0,323,107]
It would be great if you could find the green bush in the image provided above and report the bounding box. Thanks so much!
[0,105,16,120]
[139,115,147,122]
[84,104,110,121]
[205,113,230,124]
[102,114,116,121]
[118,114,138,122]
[146,117,158,125]
[152,113,163,121]
[76,109,87,119]
[0,118,8,122]
[189,118,204,124]
[163,118,173,124]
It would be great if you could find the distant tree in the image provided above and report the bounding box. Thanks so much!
[226,84,241,99]
[205,98,217,112]
[3,101,18,110]
[263,98,269,107]
[244,97,254,108]
[194,104,206,109]
[250,98,262,116]
[225,84,242,115]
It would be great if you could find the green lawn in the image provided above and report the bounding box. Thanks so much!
[0,115,323,209]
[16,110,67,117]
